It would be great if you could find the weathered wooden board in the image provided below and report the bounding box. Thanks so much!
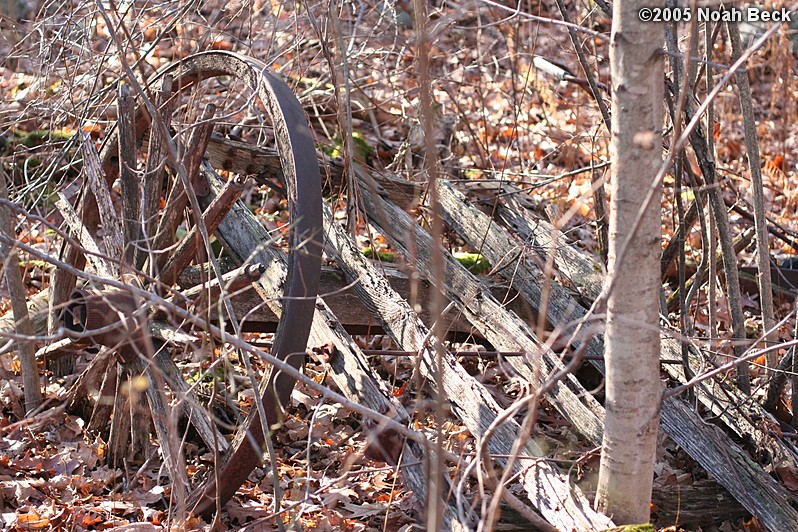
[198,162,468,530]
[444,179,798,531]
[347,167,613,530]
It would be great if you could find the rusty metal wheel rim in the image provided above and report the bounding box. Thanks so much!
[98,51,323,516]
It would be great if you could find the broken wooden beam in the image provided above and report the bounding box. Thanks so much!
[451,179,798,530]
[350,167,613,530]
[176,258,532,336]
[2,259,528,343]
[192,158,468,529]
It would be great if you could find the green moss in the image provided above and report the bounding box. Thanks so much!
[324,131,375,162]
[601,524,655,532]
[13,128,73,149]
[187,365,226,386]
[453,252,490,274]
[18,259,50,270]
[463,168,484,180]
[362,246,396,262]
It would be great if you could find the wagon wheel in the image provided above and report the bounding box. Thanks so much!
[64,51,322,517]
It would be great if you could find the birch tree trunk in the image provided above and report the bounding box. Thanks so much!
[594,0,664,524]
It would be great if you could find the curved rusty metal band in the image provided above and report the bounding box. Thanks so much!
[137,52,322,515]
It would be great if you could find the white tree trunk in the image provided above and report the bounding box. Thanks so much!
[595,0,664,524]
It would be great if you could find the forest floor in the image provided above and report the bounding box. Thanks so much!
[2,0,798,530]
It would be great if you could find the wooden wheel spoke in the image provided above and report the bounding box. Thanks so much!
[56,51,322,518]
